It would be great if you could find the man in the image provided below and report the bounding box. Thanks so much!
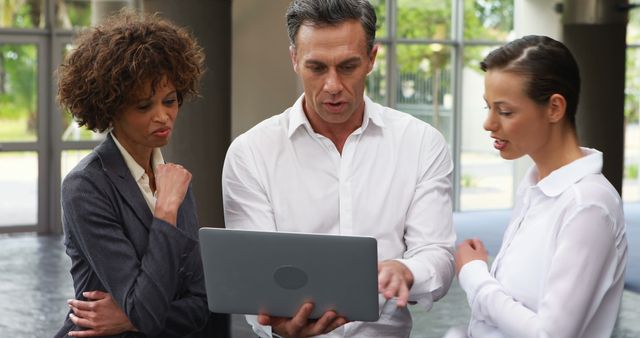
[222,0,455,337]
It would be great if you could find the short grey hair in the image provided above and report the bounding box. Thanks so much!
[286,0,377,54]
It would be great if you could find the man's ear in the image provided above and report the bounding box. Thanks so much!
[289,46,299,74]
[548,93,567,124]
[367,44,379,74]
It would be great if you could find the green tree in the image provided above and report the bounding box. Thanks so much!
[0,0,42,28]
[625,48,640,125]
[0,44,37,120]
[370,0,387,38]
[382,0,514,73]
[625,12,640,125]
[367,0,513,131]
[468,0,513,38]
[406,0,511,127]
[464,0,513,72]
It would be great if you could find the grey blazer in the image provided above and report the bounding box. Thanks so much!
[56,134,210,338]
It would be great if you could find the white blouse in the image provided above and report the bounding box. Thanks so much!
[459,148,628,338]
[111,132,164,212]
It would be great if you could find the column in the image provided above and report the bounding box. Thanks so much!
[141,1,232,335]
[563,0,628,193]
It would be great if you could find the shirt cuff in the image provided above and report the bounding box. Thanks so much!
[458,260,491,306]
[246,314,274,338]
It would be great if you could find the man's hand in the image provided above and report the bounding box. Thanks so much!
[67,291,137,337]
[257,302,348,338]
[377,260,414,307]
[455,238,488,276]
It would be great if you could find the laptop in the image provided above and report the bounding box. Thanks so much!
[198,227,380,322]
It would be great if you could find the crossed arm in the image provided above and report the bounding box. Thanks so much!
[62,165,209,336]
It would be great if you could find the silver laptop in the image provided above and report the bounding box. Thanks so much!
[199,227,380,322]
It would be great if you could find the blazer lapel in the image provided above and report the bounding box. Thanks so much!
[95,134,154,229]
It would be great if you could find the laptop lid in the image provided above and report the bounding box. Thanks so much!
[199,227,380,322]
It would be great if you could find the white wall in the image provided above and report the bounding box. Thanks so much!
[461,66,494,153]
[232,0,299,138]
[515,0,562,40]
[513,0,562,176]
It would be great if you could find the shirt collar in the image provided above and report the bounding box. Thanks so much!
[110,131,165,181]
[287,94,386,138]
[524,147,603,197]
[364,95,386,129]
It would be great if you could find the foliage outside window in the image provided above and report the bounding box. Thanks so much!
[0,44,37,141]
[626,10,640,126]
[56,0,92,28]
[60,43,102,141]
[0,0,45,28]
[396,0,452,39]
[623,9,640,202]
[368,0,514,210]
[0,0,135,231]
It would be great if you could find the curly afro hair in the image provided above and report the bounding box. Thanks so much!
[57,9,205,132]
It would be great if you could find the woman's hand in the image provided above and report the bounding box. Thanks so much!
[67,291,137,337]
[154,163,192,226]
[455,239,488,276]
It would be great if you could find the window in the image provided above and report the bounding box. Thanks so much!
[0,0,139,233]
[0,43,38,143]
[368,0,514,211]
[0,0,45,29]
[624,9,640,203]
[0,42,39,228]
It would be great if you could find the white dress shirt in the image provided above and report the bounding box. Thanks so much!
[458,148,628,338]
[111,132,164,212]
[222,95,456,338]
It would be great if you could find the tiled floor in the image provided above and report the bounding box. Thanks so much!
[1,205,638,337]
[0,235,73,337]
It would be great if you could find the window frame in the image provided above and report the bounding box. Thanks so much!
[0,0,138,234]
[374,0,510,211]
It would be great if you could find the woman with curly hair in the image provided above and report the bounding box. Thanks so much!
[55,9,209,338]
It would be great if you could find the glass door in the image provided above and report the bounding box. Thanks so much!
[51,38,105,232]
[0,36,46,232]
[0,0,137,234]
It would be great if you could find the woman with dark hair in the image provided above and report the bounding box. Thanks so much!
[55,10,209,338]
[453,35,627,337]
